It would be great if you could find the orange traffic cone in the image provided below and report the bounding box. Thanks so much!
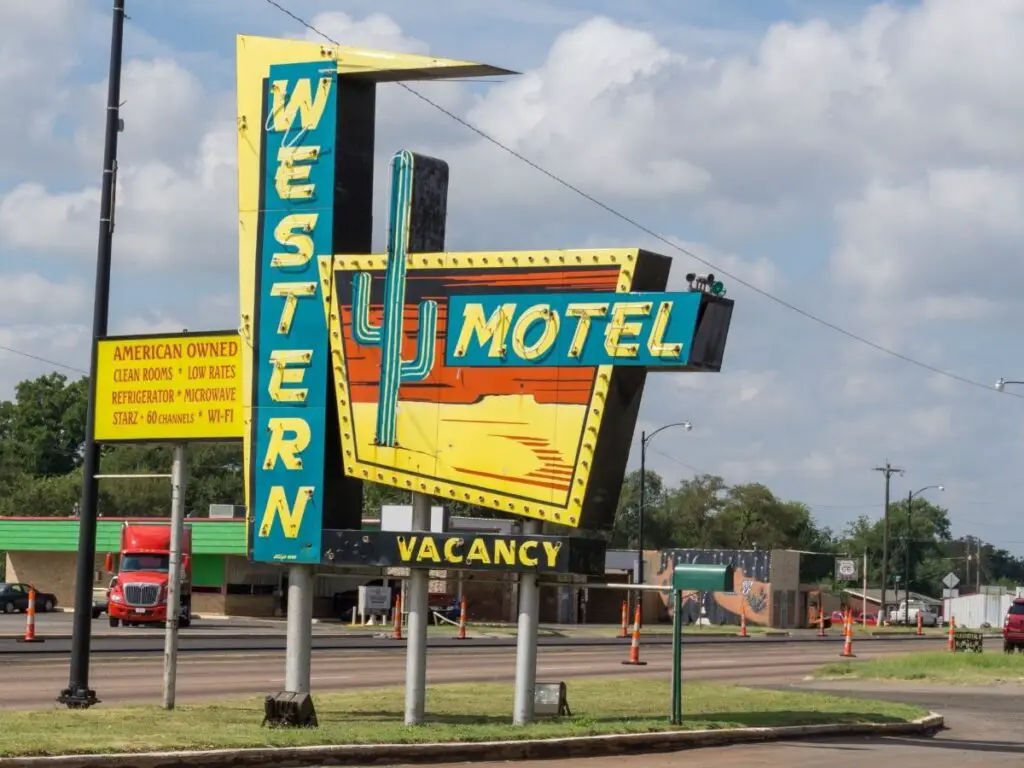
[621,603,647,666]
[618,600,629,638]
[453,597,469,640]
[17,588,44,644]
[818,609,826,637]
[916,611,923,637]
[739,602,748,638]
[947,616,956,652]
[839,612,855,658]
[392,594,403,640]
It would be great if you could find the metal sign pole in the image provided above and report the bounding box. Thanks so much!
[162,443,187,710]
[513,520,542,725]
[285,565,314,695]
[671,588,682,724]
[59,0,125,711]
[404,493,431,725]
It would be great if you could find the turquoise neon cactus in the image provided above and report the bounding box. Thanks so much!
[351,150,439,448]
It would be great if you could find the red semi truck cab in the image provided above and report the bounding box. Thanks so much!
[104,522,192,628]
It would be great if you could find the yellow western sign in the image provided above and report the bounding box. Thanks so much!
[94,331,243,443]
[236,36,734,566]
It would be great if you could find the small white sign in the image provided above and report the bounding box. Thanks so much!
[835,558,858,581]
[358,585,392,616]
[942,571,960,590]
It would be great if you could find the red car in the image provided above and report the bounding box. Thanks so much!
[855,611,878,626]
[1003,598,1024,652]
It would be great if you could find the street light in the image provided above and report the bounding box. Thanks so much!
[637,422,693,603]
[902,484,944,622]
[995,378,1024,392]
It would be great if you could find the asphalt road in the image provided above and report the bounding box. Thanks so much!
[429,682,1024,767]
[0,636,947,709]
[0,612,952,656]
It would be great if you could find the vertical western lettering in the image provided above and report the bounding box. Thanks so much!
[258,486,314,539]
[270,76,332,133]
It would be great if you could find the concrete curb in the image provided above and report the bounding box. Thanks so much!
[0,712,944,768]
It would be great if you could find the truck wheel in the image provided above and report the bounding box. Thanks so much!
[109,617,119,628]
[2,602,14,614]
[1005,641,1014,654]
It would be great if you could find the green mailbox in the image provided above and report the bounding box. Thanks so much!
[670,563,736,726]
[672,563,735,592]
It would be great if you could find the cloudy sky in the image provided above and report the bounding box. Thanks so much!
[1,0,1022,551]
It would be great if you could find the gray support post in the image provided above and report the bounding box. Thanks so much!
[513,520,541,725]
[285,565,314,693]
[162,443,187,710]
[405,492,431,725]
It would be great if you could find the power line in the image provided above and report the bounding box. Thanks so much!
[0,344,88,376]
[261,0,1024,401]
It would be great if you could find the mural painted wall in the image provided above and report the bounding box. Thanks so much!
[654,549,773,626]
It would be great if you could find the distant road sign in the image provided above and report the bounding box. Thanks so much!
[942,571,960,590]
[835,558,859,581]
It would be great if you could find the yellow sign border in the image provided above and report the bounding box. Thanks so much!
[320,248,640,527]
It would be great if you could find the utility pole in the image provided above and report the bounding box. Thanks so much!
[59,0,125,710]
[636,422,692,628]
[977,537,983,593]
[872,461,903,625]
[162,444,187,710]
[904,490,912,619]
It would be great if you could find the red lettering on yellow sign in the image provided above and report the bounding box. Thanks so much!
[95,334,244,442]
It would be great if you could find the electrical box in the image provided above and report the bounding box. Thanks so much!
[534,681,571,717]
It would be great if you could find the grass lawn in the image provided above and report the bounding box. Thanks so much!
[816,650,1024,685]
[0,679,925,757]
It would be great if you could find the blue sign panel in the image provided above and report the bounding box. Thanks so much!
[444,291,703,368]
[251,61,337,563]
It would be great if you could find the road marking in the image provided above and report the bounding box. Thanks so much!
[267,675,352,683]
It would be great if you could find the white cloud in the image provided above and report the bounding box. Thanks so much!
[832,168,1024,321]
[0,273,88,323]
[0,323,89,397]
[304,11,431,54]
[0,125,237,272]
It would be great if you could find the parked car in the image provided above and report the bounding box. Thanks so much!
[855,611,878,626]
[0,582,58,613]
[91,579,114,620]
[1002,598,1024,653]
[888,601,939,627]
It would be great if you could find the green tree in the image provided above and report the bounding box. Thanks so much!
[715,484,835,551]
[608,469,667,548]
[839,498,953,597]
[651,474,728,548]
[4,373,88,477]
